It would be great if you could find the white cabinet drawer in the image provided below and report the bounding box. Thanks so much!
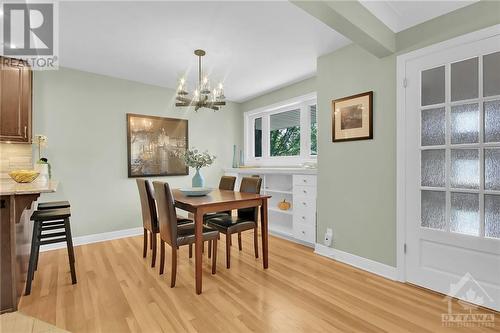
[293,222,315,243]
[293,175,317,187]
[293,185,316,198]
[293,211,315,225]
[293,197,316,211]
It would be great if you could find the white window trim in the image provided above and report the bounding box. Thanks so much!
[244,92,317,166]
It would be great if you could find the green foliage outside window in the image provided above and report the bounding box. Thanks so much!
[270,126,300,156]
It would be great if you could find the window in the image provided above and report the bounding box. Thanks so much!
[245,93,317,165]
[270,109,301,157]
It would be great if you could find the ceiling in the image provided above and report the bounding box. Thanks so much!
[59,1,350,102]
[359,1,478,33]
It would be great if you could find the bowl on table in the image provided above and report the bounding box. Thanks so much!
[179,187,213,197]
[8,170,40,183]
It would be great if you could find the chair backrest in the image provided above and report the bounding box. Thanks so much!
[238,176,262,221]
[152,181,178,246]
[136,179,158,233]
[219,176,236,191]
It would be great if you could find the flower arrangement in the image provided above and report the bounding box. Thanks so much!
[34,134,51,179]
[180,148,216,170]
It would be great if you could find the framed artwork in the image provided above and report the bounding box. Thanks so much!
[332,91,373,142]
[127,113,188,177]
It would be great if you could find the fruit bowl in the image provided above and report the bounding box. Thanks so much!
[8,170,40,183]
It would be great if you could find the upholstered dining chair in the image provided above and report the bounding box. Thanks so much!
[205,176,262,268]
[153,181,219,287]
[136,179,192,268]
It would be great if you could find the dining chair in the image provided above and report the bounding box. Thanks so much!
[203,176,236,258]
[136,179,192,268]
[153,181,219,287]
[205,176,262,268]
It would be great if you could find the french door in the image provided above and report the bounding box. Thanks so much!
[403,31,500,311]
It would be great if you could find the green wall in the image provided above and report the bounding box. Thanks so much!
[241,1,500,267]
[34,68,243,237]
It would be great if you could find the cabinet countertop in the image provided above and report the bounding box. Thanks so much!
[0,180,58,196]
[224,167,317,175]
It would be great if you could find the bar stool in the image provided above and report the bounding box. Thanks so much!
[25,207,77,295]
[32,201,71,272]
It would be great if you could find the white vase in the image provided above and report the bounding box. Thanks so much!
[34,163,49,183]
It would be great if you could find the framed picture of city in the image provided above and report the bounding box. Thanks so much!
[332,91,373,142]
[126,113,188,177]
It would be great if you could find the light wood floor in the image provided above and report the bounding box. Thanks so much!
[18,233,499,333]
[0,311,68,333]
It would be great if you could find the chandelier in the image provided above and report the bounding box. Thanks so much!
[175,49,226,111]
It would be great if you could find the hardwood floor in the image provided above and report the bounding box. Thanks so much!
[18,233,498,333]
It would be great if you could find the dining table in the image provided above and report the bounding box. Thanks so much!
[173,189,271,294]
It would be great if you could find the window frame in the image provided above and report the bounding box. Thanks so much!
[244,93,317,166]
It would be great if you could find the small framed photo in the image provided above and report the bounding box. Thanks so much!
[332,91,373,142]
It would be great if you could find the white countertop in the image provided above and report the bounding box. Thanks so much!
[0,180,58,196]
[224,167,317,175]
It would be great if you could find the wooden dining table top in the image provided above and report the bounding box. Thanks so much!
[172,189,271,208]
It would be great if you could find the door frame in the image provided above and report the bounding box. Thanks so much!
[396,24,500,282]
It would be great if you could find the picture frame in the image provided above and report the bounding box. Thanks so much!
[126,113,189,177]
[332,91,373,142]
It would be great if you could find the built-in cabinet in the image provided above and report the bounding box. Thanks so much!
[225,168,317,246]
[0,57,32,143]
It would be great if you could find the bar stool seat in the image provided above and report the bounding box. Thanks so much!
[37,200,70,210]
[26,206,76,295]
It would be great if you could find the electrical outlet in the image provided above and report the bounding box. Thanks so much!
[324,228,333,246]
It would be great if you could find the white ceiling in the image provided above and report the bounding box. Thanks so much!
[360,1,478,33]
[59,1,350,102]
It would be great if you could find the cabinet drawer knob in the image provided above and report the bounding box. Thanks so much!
[303,190,307,194]
[302,216,306,220]
[301,230,305,234]
[302,202,307,206]
[303,179,307,183]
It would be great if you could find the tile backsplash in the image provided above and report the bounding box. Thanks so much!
[0,143,33,178]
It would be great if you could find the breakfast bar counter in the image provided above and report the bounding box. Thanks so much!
[0,180,57,313]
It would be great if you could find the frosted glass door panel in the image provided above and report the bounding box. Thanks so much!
[421,191,446,230]
[483,52,500,97]
[485,195,500,239]
[485,149,500,190]
[421,66,445,106]
[484,100,500,143]
[451,103,479,144]
[421,150,445,187]
[451,57,478,102]
[421,108,445,146]
[450,192,479,236]
[450,149,479,189]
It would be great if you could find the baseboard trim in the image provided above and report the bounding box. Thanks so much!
[40,227,143,252]
[314,244,398,281]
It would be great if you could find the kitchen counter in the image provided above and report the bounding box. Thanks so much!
[0,180,58,195]
[0,180,57,313]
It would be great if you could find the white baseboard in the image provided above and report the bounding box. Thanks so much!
[314,244,398,281]
[40,227,143,252]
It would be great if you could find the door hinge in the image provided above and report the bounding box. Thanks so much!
[404,243,407,254]
[403,78,408,88]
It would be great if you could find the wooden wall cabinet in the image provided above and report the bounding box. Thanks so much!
[0,57,33,143]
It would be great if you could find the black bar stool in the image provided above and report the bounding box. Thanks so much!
[26,207,77,295]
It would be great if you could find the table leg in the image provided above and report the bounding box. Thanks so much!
[194,210,203,294]
[260,199,269,269]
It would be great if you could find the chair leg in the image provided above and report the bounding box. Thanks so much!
[254,227,259,259]
[150,231,153,250]
[159,240,165,275]
[238,232,242,251]
[212,238,217,274]
[189,243,193,258]
[208,240,212,259]
[64,218,77,285]
[151,232,157,268]
[226,234,231,269]
[143,228,148,258]
[25,222,39,295]
[229,234,232,246]
[170,247,177,288]
[34,221,43,273]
